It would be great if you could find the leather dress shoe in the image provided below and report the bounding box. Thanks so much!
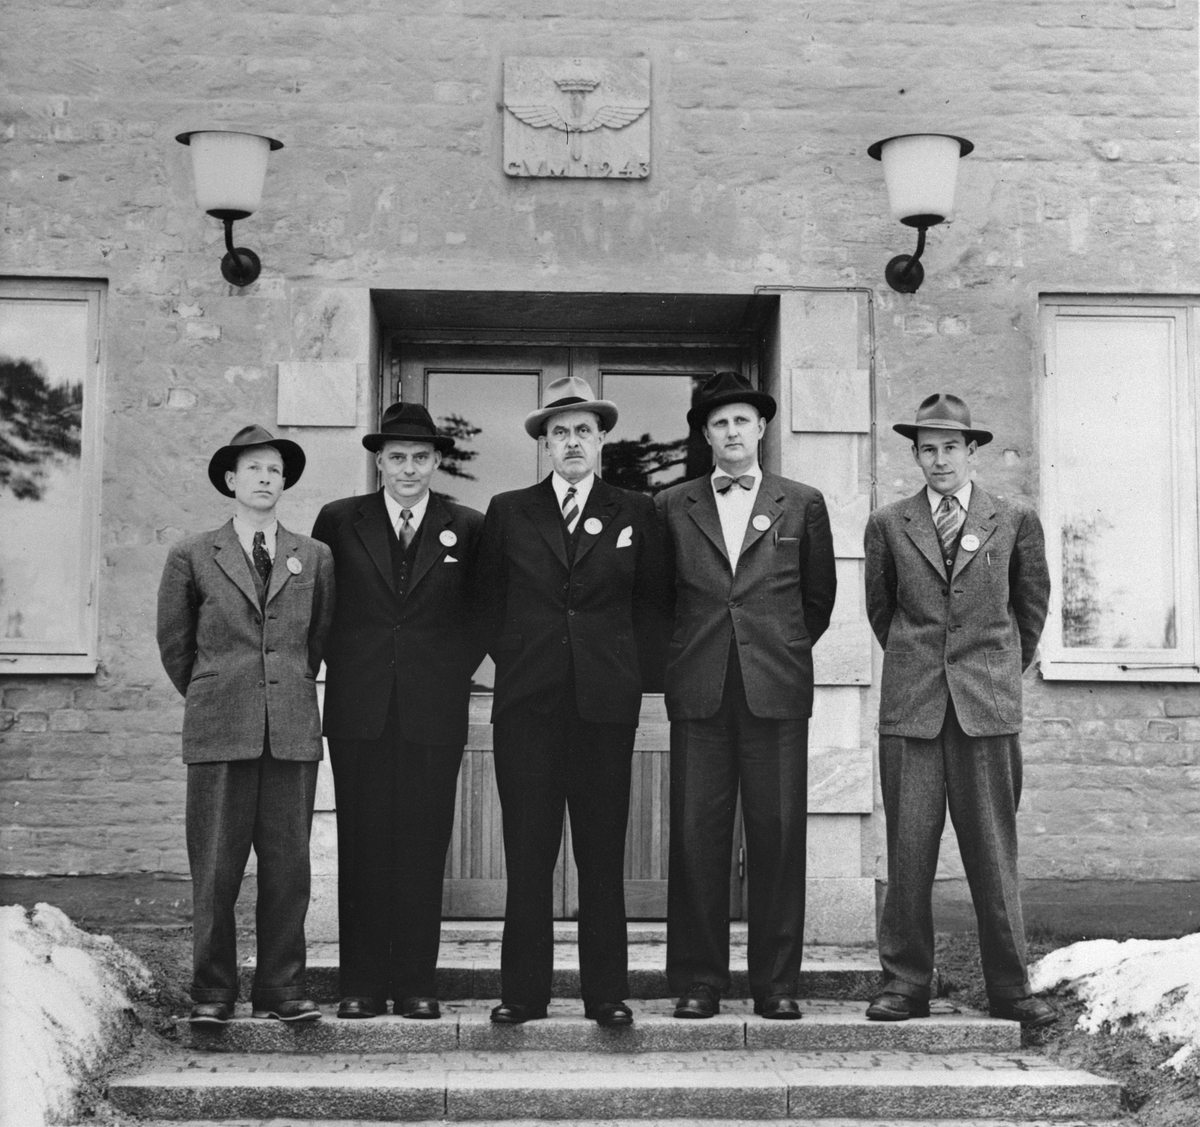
[673,983,720,1019]
[251,998,321,1022]
[585,1001,633,1027]
[755,994,802,1020]
[865,992,931,1021]
[337,996,385,1019]
[989,995,1058,1028]
[396,996,441,1019]
[188,1002,233,1025]
[490,1002,548,1025]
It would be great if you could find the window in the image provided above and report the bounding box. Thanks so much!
[1040,296,1199,681]
[0,279,106,674]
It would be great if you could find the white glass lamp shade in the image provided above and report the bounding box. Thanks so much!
[868,133,973,227]
[176,130,283,219]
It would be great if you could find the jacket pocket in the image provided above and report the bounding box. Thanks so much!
[879,650,916,725]
[985,649,1023,725]
[189,671,218,683]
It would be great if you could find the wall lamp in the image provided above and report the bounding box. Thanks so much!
[176,130,283,287]
[867,133,973,293]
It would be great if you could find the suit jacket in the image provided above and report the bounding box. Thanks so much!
[864,485,1050,739]
[478,475,669,727]
[156,521,335,763]
[311,490,485,746]
[655,470,837,722]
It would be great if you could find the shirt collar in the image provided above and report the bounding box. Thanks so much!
[383,488,431,529]
[926,480,972,513]
[232,515,277,556]
[552,472,595,510]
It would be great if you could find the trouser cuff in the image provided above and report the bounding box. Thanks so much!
[986,982,1032,1001]
[191,986,237,1004]
[250,984,307,1006]
[881,977,931,1001]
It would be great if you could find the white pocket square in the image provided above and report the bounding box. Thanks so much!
[616,526,633,549]
[444,555,459,563]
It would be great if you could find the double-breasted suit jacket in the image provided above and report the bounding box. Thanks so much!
[864,486,1050,739]
[157,520,335,763]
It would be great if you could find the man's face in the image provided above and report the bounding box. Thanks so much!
[377,439,440,505]
[913,427,976,495]
[541,409,604,484]
[703,402,765,474]
[225,446,285,513]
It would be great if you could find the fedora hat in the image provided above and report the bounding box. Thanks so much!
[523,376,618,439]
[892,392,993,446]
[686,371,777,431]
[208,424,306,497]
[362,402,455,454]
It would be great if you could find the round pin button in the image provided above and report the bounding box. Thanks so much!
[440,529,458,547]
[752,514,771,532]
[584,518,603,535]
[286,557,302,574]
[961,534,980,552]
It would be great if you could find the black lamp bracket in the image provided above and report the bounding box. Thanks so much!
[215,214,261,287]
[884,213,945,294]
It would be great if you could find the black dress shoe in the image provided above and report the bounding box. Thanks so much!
[585,1001,633,1027]
[865,992,930,1021]
[396,996,441,1019]
[251,999,321,1022]
[673,983,720,1019]
[755,994,802,1020]
[989,995,1058,1028]
[337,996,385,1019]
[490,1002,548,1025]
[188,1002,233,1025]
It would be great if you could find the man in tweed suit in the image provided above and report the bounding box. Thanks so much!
[863,393,1055,1027]
[157,425,335,1025]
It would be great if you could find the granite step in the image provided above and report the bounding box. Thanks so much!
[177,998,1020,1054]
[107,1049,1122,1122]
[127,1122,1121,1127]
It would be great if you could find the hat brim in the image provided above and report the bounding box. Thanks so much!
[524,400,619,439]
[893,421,993,446]
[362,431,455,454]
[687,389,777,431]
[208,437,307,497]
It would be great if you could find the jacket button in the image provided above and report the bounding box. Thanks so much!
[568,609,575,616]
[562,636,568,644]
[947,657,956,665]
[258,680,265,687]
[254,616,262,624]
[941,590,949,598]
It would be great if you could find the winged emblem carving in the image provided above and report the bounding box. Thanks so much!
[505,103,649,134]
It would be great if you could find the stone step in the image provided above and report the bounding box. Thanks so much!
[127,1122,1121,1127]
[178,998,1020,1054]
[107,1050,1122,1122]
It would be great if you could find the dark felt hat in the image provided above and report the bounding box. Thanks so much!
[208,425,306,497]
[362,402,455,453]
[892,392,993,446]
[686,371,777,430]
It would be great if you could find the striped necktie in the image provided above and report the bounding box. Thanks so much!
[561,486,580,533]
[935,494,961,563]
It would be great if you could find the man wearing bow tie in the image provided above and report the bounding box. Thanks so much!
[655,372,837,1021]
[312,403,484,1021]
[476,377,668,1027]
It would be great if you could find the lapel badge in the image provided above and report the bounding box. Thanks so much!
[584,517,603,535]
[286,556,303,575]
[960,534,981,552]
[440,529,458,548]
[752,514,771,532]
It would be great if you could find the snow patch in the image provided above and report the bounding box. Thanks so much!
[0,903,153,1127]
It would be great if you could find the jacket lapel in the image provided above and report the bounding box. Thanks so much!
[354,491,396,594]
[407,493,453,594]
[736,473,784,561]
[265,524,299,605]
[212,520,263,610]
[573,479,620,567]
[685,477,729,565]
[527,476,570,572]
[902,491,948,577]
[951,486,998,580]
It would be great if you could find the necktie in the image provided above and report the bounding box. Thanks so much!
[251,530,272,585]
[562,486,580,533]
[398,508,414,548]
[714,474,755,494]
[935,494,961,562]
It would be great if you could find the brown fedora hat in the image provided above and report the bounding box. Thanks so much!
[524,376,618,439]
[362,402,455,454]
[208,424,306,497]
[893,392,993,446]
[687,371,777,430]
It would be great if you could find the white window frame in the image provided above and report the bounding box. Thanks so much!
[1040,295,1200,682]
[0,278,106,675]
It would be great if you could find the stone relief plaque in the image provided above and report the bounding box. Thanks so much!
[503,57,650,179]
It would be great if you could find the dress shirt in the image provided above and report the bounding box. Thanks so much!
[551,472,596,524]
[712,464,762,573]
[383,489,431,538]
[232,516,277,561]
[925,480,972,537]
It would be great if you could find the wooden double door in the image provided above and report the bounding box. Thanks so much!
[389,340,752,919]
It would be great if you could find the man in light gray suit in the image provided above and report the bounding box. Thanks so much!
[158,425,335,1025]
[863,393,1055,1027]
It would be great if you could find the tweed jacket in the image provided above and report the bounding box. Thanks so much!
[864,485,1050,739]
[654,470,837,722]
[156,520,335,763]
[311,489,485,746]
[477,475,670,727]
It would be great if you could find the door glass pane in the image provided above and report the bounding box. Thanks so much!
[1055,316,1177,650]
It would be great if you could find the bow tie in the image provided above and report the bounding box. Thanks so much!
[714,474,755,494]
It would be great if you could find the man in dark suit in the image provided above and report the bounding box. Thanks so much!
[157,425,335,1025]
[477,377,668,1028]
[311,402,484,1020]
[655,371,837,1021]
[863,393,1055,1027]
